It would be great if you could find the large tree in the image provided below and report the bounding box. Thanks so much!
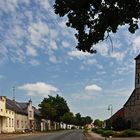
[39,94,70,123]
[54,0,140,53]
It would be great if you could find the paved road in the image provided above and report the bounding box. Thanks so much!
[0,130,87,140]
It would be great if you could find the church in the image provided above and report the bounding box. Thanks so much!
[124,54,140,129]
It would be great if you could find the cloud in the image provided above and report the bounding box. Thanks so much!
[68,50,91,59]
[28,21,49,46]
[18,82,59,97]
[131,35,140,53]
[26,46,38,57]
[29,59,40,66]
[74,93,96,100]
[83,59,103,69]
[111,51,125,61]
[85,84,102,92]
[94,42,109,57]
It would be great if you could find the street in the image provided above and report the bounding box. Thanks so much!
[1,131,140,140]
[0,130,87,140]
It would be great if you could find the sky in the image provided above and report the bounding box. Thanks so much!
[0,0,140,120]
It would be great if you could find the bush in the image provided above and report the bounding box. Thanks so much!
[92,128,104,134]
[121,129,137,137]
[102,130,114,137]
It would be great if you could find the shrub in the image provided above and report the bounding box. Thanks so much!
[92,128,104,134]
[102,130,114,137]
[121,129,137,137]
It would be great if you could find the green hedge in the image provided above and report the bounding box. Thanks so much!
[92,128,139,137]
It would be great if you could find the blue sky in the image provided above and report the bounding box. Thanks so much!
[0,0,140,120]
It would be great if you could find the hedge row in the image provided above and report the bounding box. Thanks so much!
[92,128,140,137]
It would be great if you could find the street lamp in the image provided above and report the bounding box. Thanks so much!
[108,104,113,129]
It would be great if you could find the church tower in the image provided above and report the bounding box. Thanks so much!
[135,54,140,88]
[124,54,140,129]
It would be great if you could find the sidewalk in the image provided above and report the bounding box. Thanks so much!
[86,131,105,140]
[0,132,45,140]
[0,133,35,140]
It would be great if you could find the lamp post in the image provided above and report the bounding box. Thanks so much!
[108,104,113,129]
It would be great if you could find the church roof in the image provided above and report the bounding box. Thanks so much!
[135,54,140,60]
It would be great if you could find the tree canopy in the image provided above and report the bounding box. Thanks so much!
[39,95,93,127]
[39,94,70,122]
[54,0,140,53]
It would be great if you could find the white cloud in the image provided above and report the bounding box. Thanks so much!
[68,50,91,59]
[85,84,102,92]
[29,59,40,66]
[74,93,96,100]
[18,82,59,97]
[132,35,140,53]
[49,55,59,63]
[49,41,58,50]
[62,41,70,48]
[26,46,38,57]
[28,21,49,46]
[111,51,125,61]
[38,0,51,10]
[95,42,109,57]
[83,59,103,69]
[0,0,18,12]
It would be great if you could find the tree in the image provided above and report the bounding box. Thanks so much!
[54,94,70,123]
[54,0,140,53]
[84,116,93,124]
[39,96,57,121]
[94,119,103,128]
[61,112,74,129]
[39,94,70,124]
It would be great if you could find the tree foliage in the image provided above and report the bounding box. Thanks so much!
[54,0,140,53]
[94,119,103,127]
[39,94,93,127]
[39,94,70,122]
[61,112,74,126]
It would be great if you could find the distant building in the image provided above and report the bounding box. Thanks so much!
[124,54,140,129]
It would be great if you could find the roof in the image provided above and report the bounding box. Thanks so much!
[6,97,41,117]
[123,89,135,107]
[6,98,28,115]
[111,108,124,121]
[135,54,140,60]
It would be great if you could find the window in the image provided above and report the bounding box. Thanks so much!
[9,118,11,127]
[12,119,14,127]
[21,120,23,128]
[6,118,8,127]
[17,120,19,128]
[29,111,32,118]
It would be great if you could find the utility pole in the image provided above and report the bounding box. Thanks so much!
[13,86,15,101]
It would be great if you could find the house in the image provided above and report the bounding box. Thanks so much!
[0,96,15,133]
[0,96,42,133]
[124,54,140,129]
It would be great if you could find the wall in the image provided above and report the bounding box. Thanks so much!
[15,113,28,132]
[1,109,15,133]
